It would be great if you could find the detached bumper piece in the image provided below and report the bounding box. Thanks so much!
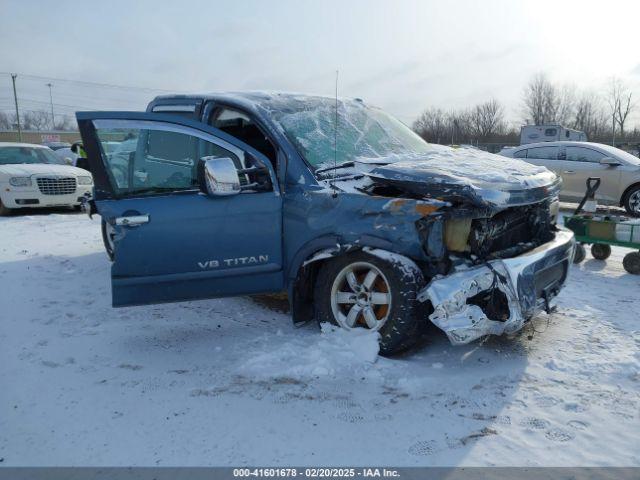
[418,228,575,345]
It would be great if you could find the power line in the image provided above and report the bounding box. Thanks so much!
[0,71,178,93]
[0,96,103,110]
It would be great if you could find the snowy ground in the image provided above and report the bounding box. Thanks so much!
[1,211,639,467]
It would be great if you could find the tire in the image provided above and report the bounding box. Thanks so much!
[591,243,611,260]
[0,198,13,216]
[314,251,425,355]
[623,252,640,275]
[622,184,640,216]
[573,243,586,264]
[101,218,115,261]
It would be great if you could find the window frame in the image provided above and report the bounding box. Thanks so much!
[524,145,559,161]
[564,146,607,163]
[206,102,283,184]
[208,104,279,161]
[92,119,249,200]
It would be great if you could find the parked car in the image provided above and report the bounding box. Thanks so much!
[41,141,71,151]
[76,92,574,354]
[51,146,78,165]
[499,141,640,215]
[0,142,93,215]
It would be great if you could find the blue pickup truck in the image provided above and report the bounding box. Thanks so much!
[76,92,574,354]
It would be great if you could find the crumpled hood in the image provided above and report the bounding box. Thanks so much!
[0,163,90,178]
[360,146,560,207]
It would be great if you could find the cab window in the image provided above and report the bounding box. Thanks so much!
[210,107,277,167]
[525,146,558,160]
[95,126,241,197]
[514,149,527,159]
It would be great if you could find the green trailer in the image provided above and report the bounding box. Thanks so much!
[563,177,640,274]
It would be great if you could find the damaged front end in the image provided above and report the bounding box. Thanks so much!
[322,153,574,345]
[417,229,574,344]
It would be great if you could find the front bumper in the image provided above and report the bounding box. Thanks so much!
[1,185,93,208]
[418,227,575,345]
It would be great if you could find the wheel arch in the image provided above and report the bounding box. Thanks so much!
[620,181,640,207]
[287,235,416,325]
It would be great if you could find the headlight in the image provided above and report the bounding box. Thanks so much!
[9,177,32,187]
[444,218,472,252]
[77,176,93,185]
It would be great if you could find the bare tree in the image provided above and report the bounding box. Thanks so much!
[468,99,506,141]
[523,73,557,124]
[22,110,51,131]
[413,107,449,143]
[572,92,609,140]
[554,84,576,125]
[522,73,578,125]
[54,115,75,131]
[607,77,635,138]
[0,111,10,130]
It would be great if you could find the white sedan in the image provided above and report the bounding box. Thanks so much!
[0,142,93,215]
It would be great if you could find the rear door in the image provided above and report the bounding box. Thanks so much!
[76,111,283,307]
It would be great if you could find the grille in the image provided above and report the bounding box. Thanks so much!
[36,177,77,195]
[469,205,553,258]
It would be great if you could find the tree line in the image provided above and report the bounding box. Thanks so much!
[0,110,76,132]
[413,73,638,146]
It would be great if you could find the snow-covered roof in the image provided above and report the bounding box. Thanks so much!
[152,91,367,112]
[0,142,50,149]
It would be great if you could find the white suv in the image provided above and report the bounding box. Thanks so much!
[0,142,93,215]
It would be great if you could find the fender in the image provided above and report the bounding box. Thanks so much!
[287,235,417,325]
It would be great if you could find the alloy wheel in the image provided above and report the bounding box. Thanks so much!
[330,261,392,330]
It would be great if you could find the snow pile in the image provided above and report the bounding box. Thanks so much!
[240,322,381,380]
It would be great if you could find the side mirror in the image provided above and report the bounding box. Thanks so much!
[197,157,241,197]
[600,157,621,167]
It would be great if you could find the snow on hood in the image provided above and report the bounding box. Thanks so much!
[360,145,560,207]
[365,145,554,189]
[0,163,90,177]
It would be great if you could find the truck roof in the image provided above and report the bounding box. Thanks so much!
[149,91,365,114]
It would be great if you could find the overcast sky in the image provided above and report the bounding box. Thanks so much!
[1,0,640,125]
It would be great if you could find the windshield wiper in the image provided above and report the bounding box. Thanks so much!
[315,161,355,175]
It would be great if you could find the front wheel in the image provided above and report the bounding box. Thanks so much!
[101,219,115,261]
[573,243,586,264]
[622,185,640,216]
[314,251,425,355]
[0,198,13,216]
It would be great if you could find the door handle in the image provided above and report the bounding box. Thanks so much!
[563,170,575,174]
[115,214,149,227]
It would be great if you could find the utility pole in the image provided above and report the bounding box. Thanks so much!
[46,83,55,130]
[11,73,22,142]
